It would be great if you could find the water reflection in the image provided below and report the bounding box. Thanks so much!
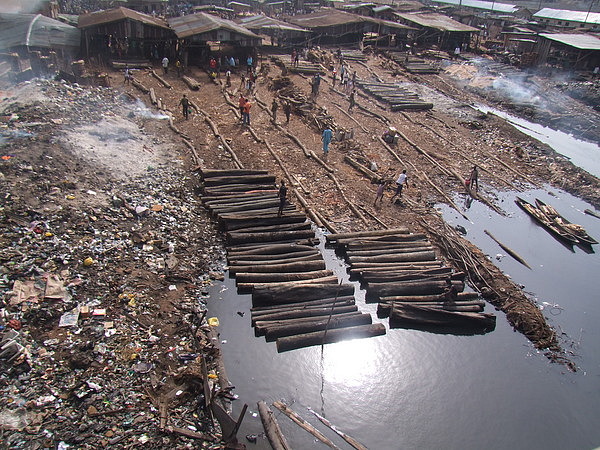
[322,339,379,388]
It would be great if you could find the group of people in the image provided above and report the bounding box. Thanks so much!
[374,170,410,206]
[238,94,252,126]
[271,99,292,124]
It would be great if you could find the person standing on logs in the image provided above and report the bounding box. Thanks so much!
[283,101,291,124]
[271,98,279,123]
[278,180,287,217]
[321,126,333,159]
[390,169,409,203]
[179,94,190,120]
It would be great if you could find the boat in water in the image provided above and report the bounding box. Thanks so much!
[514,197,579,245]
[535,198,598,247]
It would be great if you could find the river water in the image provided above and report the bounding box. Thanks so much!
[207,113,600,448]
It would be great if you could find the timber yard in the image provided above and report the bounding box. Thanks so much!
[1,0,600,448]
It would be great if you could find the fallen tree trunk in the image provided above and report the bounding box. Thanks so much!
[253,283,355,305]
[276,323,386,352]
[229,260,326,275]
[390,304,495,330]
[252,300,356,321]
[251,296,355,314]
[326,228,409,242]
[182,75,201,90]
[378,301,484,315]
[151,70,172,89]
[238,276,339,294]
[265,313,372,341]
[236,269,333,284]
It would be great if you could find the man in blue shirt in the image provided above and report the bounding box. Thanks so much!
[322,127,333,159]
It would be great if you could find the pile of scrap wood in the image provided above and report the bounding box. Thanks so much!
[356,80,433,111]
[275,84,337,131]
[388,52,440,74]
[341,50,367,62]
[271,55,325,75]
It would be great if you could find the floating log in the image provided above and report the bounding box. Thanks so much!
[353,266,452,276]
[238,276,339,294]
[252,301,356,321]
[272,401,340,449]
[276,323,386,352]
[183,75,201,90]
[253,306,359,327]
[203,193,278,206]
[227,243,316,256]
[229,249,319,263]
[390,304,495,330]
[378,301,484,315]
[346,246,434,257]
[251,296,355,314]
[326,228,409,242]
[264,313,372,341]
[223,215,308,231]
[210,199,283,214]
[228,260,326,275]
[347,251,436,264]
[227,221,312,234]
[227,230,315,245]
[336,234,428,246]
[258,401,291,450]
[236,270,333,284]
[484,229,531,269]
[359,272,465,284]
[350,261,442,270]
[380,292,480,303]
[366,280,464,298]
[229,253,322,267]
[308,408,368,450]
[253,283,355,305]
[584,209,600,219]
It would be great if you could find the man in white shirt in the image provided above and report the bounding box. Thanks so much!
[162,57,169,75]
[390,169,409,203]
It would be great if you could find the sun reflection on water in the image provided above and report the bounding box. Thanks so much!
[322,338,380,388]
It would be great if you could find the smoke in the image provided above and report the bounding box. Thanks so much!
[130,99,169,120]
[0,0,47,14]
[491,76,547,109]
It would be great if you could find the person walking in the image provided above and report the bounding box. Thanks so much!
[124,65,132,84]
[246,55,253,73]
[467,165,479,193]
[374,180,386,205]
[322,126,333,159]
[278,180,287,217]
[242,99,252,126]
[226,70,231,87]
[283,101,291,123]
[271,99,279,123]
[390,169,409,203]
[238,94,246,122]
[162,56,169,75]
[175,59,182,77]
[179,94,190,120]
[332,69,337,88]
[349,89,356,111]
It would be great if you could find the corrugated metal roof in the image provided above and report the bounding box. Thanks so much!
[431,0,518,14]
[78,7,170,29]
[396,12,479,32]
[533,8,600,25]
[373,5,394,12]
[168,12,259,39]
[228,1,252,7]
[285,8,367,28]
[0,13,80,50]
[539,33,600,49]
[239,14,309,32]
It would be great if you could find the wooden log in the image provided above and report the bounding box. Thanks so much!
[380,292,480,302]
[210,199,282,213]
[258,401,291,450]
[204,175,276,187]
[151,70,172,89]
[229,260,326,275]
[347,246,434,257]
[236,270,333,284]
[350,261,442,270]
[223,215,308,231]
[227,243,316,256]
[308,408,368,450]
[345,240,430,251]
[228,237,319,249]
[326,228,409,242]
[215,204,295,217]
[253,306,359,327]
[390,304,495,330]
[238,276,339,294]
[253,283,355,305]
[484,229,531,269]
[353,266,453,277]
[202,169,269,178]
[204,193,278,206]
[252,300,356,320]
[348,251,436,264]
[149,88,157,105]
[336,234,428,246]
[229,254,322,268]
[183,75,201,90]
[229,249,319,263]
[131,78,149,94]
[265,313,372,341]
[226,221,311,234]
[204,184,275,193]
[366,280,464,298]
[251,296,355,313]
[359,271,465,284]
[378,302,483,315]
[276,323,386,352]
[227,230,315,245]
[272,401,341,449]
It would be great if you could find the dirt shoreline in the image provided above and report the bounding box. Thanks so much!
[0,48,595,446]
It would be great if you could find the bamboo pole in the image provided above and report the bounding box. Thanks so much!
[272,401,340,449]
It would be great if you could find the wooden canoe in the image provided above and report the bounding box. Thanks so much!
[535,198,597,246]
[515,197,579,245]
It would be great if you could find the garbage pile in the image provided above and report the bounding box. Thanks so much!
[0,79,232,448]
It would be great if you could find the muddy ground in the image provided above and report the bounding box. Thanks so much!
[1,48,597,447]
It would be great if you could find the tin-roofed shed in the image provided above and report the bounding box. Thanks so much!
[78,7,174,62]
[396,12,479,49]
[239,14,310,45]
[536,33,600,69]
[0,13,80,53]
[533,8,600,29]
[284,8,369,44]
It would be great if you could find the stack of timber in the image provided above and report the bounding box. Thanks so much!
[388,52,440,74]
[341,50,367,62]
[271,55,326,75]
[326,229,495,334]
[200,169,385,352]
[355,80,433,111]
